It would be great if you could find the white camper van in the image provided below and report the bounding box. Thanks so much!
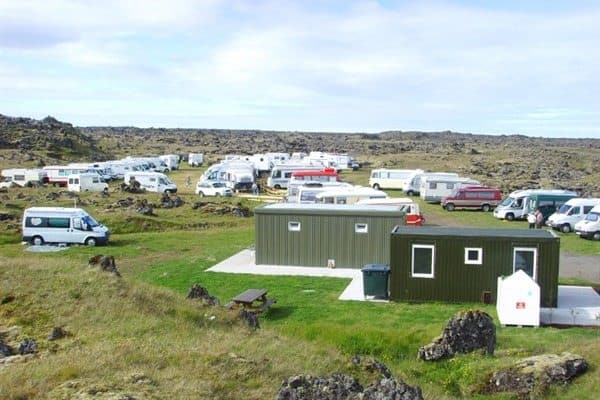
[369,169,424,190]
[574,205,600,240]
[493,189,579,221]
[188,153,204,167]
[315,186,388,205]
[202,161,256,191]
[290,182,353,203]
[22,207,110,246]
[0,168,47,188]
[267,164,323,189]
[124,172,177,193]
[403,172,459,196]
[546,198,600,233]
[159,154,180,171]
[419,176,480,203]
[67,173,108,193]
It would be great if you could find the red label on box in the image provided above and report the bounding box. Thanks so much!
[516,302,526,309]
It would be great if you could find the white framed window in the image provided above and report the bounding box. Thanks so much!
[288,221,301,232]
[464,247,483,265]
[513,247,538,281]
[355,223,368,233]
[411,244,435,278]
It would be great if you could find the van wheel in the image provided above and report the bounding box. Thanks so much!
[561,224,572,233]
[215,193,221,197]
[446,203,455,211]
[85,237,97,246]
[198,191,204,197]
[593,232,600,241]
[373,183,380,190]
[482,204,491,212]
[274,185,281,190]
[406,190,414,196]
[506,213,515,221]
[31,236,44,246]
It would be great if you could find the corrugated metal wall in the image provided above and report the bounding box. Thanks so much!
[389,232,559,307]
[256,211,403,269]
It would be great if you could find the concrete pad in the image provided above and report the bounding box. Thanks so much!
[540,286,600,327]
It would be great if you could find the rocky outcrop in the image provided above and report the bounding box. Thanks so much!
[186,284,219,306]
[191,201,251,217]
[418,310,496,361]
[482,352,588,398]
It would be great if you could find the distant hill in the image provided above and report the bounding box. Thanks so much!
[0,114,109,165]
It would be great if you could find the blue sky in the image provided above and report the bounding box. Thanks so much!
[1,0,599,138]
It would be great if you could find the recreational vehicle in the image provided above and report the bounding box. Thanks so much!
[403,172,459,196]
[420,176,480,203]
[493,189,579,221]
[267,164,323,189]
[369,169,424,190]
[202,161,256,191]
[22,207,110,246]
[43,165,95,187]
[289,182,353,203]
[0,168,47,188]
[355,197,425,226]
[547,198,600,233]
[441,187,502,211]
[574,205,600,240]
[67,173,108,193]
[159,154,180,171]
[188,153,204,167]
[124,172,177,193]
[315,186,388,205]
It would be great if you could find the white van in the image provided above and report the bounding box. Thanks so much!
[124,172,177,193]
[369,169,424,190]
[403,172,459,196]
[315,186,388,205]
[290,182,353,203]
[188,153,204,167]
[22,207,110,246]
[267,164,323,189]
[493,189,579,221]
[574,205,600,240]
[546,198,600,233]
[0,168,47,188]
[67,173,108,193]
[420,176,480,203]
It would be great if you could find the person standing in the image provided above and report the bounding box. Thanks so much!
[527,211,536,229]
[535,209,544,229]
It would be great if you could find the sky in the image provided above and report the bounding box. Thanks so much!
[0,0,599,138]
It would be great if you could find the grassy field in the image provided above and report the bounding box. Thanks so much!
[0,166,599,399]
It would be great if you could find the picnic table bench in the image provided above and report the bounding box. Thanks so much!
[226,288,277,314]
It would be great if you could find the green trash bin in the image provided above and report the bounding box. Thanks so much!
[361,264,390,299]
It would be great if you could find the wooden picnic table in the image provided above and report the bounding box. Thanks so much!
[227,288,276,313]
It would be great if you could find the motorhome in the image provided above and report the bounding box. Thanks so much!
[202,160,256,191]
[441,186,502,211]
[355,197,425,226]
[67,163,112,182]
[493,189,579,221]
[403,172,459,196]
[22,207,110,246]
[267,164,323,189]
[369,169,424,190]
[546,198,600,233]
[289,182,353,203]
[124,172,177,193]
[0,168,47,188]
[307,152,340,170]
[43,165,95,187]
[574,205,600,240]
[420,176,480,203]
[188,153,204,167]
[159,154,180,171]
[67,173,108,193]
[315,186,388,205]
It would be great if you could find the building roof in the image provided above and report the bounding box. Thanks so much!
[255,203,405,217]
[392,226,559,239]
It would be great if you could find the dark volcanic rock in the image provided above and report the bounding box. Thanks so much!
[186,284,219,306]
[18,338,37,355]
[418,310,496,361]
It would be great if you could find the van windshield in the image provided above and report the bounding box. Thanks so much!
[83,215,100,228]
[556,204,571,214]
[584,212,599,222]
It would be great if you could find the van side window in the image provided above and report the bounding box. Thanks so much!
[583,206,594,214]
[429,182,437,189]
[568,206,580,215]
[48,217,70,228]
[73,218,82,230]
[26,217,47,227]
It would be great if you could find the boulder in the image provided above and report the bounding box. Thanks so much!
[418,310,496,361]
[18,338,37,355]
[186,284,219,306]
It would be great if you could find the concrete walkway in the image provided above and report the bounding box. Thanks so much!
[208,249,600,326]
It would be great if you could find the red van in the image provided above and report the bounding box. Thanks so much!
[441,187,502,212]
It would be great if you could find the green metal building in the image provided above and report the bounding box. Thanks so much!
[255,203,405,269]
[389,227,560,307]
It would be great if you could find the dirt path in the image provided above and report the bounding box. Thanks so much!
[424,212,600,283]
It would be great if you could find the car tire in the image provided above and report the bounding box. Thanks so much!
[593,231,600,241]
[85,237,97,246]
[506,213,515,221]
[215,193,220,197]
[31,236,44,246]
[446,203,455,211]
[561,224,572,233]
[198,192,204,197]
[373,183,380,190]
[406,190,414,196]
[482,204,490,212]
[274,185,281,190]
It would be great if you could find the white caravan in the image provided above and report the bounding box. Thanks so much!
[546,198,600,233]
[202,160,256,191]
[22,207,110,246]
[124,172,177,193]
[67,173,109,193]
[404,172,459,196]
[0,168,47,188]
[67,163,112,182]
[188,153,204,167]
[315,186,388,205]
[159,154,180,171]
[420,176,480,203]
[369,169,424,190]
[267,164,323,189]
[493,189,578,221]
[574,205,600,240]
[289,182,353,203]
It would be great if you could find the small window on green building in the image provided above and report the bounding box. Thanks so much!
[464,247,483,265]
[411,244,435,278]
[355,223,368,233]
[288,221,301,232]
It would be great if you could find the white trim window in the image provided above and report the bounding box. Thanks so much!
[464,247,483,265]
[288,221,301,232]
[355,223,368,233]
[411,244,435,278]
[513,247,538,281]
